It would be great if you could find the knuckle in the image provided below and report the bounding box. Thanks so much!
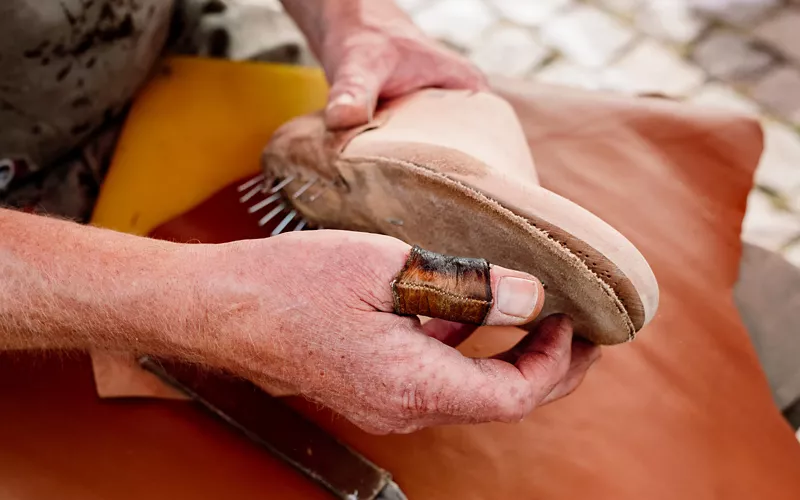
[495,390,534,423]
[399,382,437,416]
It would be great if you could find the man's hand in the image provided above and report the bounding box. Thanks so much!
[188,230,600,434]
[0,209,599,434]
[281,0,487,129]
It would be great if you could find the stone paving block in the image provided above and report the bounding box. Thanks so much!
[491,0,571,27]
[635,0,708,45]
[785,241,800,268]
[693,0,780,28]
[413,0,498,51]
[751,66,800,124]
[691,29,776,83]
[604,39,705,96]
[742,188,800,252]
[535,57,642,93]
[541,5,635,68]
[534,58,603,90]
[471,25,552,77]
[755,121,800,204]
[394,0,431,13]
[744,118,800,255]
[755,8,800,65]
[689,82,761,115]
[596,0,642,17]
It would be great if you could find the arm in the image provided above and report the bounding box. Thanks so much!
[279,0,415,54]
[1,207,597,433]
[0,208,195,354]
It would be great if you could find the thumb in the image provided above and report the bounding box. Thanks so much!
[357,234,544,328]
[324,45,396,130]
[421,265,545,347]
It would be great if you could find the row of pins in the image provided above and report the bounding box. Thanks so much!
[237,174,324,236]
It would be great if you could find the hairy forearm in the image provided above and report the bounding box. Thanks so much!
[280,0,413,56]
[0,208,198,354]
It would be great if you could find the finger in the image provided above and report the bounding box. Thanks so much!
[430,57,490,92]
[325,45,397,130]
[378,46,490,99]
[387,315,573,428]
[493,314,574,364]
[421,318,478,347]
[504,314,574,404]
[540,339,601,405]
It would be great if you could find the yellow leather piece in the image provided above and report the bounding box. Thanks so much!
[91,57,328,235]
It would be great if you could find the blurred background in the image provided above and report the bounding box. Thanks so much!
[193,0,800,269]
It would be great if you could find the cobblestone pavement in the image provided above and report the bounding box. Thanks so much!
[399,0,800,267]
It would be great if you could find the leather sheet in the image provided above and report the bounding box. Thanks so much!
[2,65,800,499]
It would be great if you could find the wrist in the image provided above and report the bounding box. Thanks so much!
[0,209,206,355]
[284,0,418,60]
[91,237,206,358]
[166,240,282,378]
[144,242,219,363]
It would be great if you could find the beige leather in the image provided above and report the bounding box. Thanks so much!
[263,89,659,345]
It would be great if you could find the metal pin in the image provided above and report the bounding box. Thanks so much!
[269,175,295,194]
[258,203,287,227]
[293,219,307,231]
[292,177,318,199]
[248,193,282,214]
[271,210,297,236]
[308,185,330,202]
[237,174,264,192]
[239,184,263,203]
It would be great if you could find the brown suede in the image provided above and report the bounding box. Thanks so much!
[391,246,493,325]
[262,89,658,345]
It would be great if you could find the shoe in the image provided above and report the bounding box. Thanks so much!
[261,89,659,344]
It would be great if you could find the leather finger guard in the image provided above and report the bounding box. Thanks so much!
[391,246,493,325]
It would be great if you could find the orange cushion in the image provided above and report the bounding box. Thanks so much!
[2,59,798,500]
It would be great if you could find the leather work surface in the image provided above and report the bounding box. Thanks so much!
[137,356,394,500]
[3,59,800,499]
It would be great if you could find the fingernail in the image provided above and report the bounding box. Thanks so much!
[496,277,539,318]
[327,92,356,110]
